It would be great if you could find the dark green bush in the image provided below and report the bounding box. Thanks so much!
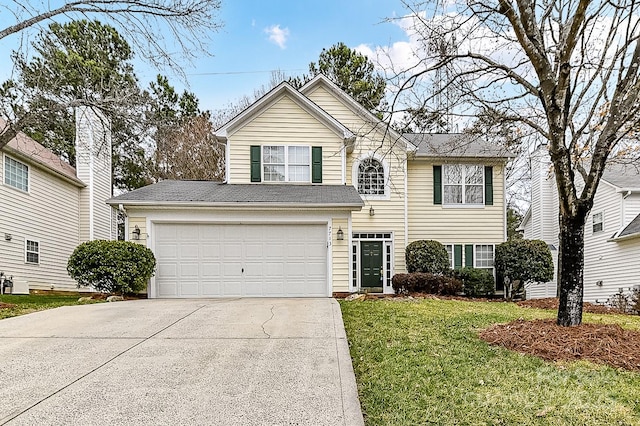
[455,267,495,297]
[392,273,462,295]
[67,240,156,294]
[495,239,554,299]
[405,240,450,274]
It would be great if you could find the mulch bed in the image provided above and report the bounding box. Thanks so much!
[517,297,618,314]
[479,319,640,372]
[0,303,15,309]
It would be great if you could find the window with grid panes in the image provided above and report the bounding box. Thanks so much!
[4,156,29,191]
[357,158,385,195]
[443,165,483,204]
[26,240,39,264]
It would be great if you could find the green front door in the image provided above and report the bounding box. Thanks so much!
[361,241,383,290]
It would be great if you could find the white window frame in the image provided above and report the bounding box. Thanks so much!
[592,211,604,234]
[25,239,40,264]
[474,244,495,275]
[4,154,29,192]
[443,164,484,206]
[352,153,390,200]
[262,145,311,183]
[444,244,455,269]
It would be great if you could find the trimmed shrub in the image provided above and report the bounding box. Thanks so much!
[495,239,554,299]
[456,267,495,297]
[392,273,462,295]
[67,240,156,294]
[405,240,450,274]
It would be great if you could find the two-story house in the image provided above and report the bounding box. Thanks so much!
[108,75,510,298]
[520,145,640,302]
[1,107,114,293]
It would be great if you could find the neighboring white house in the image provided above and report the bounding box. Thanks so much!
[109,75,512,298]
[0,107,113,293]
[520,145,640,303]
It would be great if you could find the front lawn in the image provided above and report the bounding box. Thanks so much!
[0,294,98,320]
[340,299,640,425]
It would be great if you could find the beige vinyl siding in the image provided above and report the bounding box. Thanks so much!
[128,217,148,245]
[228,94,344,184]
[332,217,349,292]
[0,152,81,290]
[407,160,505,244]
[307,85,407,274]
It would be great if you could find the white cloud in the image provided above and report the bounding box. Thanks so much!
[264,24,290,49]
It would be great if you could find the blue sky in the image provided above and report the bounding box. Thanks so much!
[0,1,412,113]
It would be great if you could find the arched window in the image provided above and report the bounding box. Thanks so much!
[357,158,385,195]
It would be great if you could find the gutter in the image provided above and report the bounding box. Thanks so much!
[106,200,364,210]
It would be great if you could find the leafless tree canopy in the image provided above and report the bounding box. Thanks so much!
[387,0,640,325]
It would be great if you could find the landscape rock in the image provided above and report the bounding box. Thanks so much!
[345,293,367,301]
[78,297,92,303]
[106,295,124,302]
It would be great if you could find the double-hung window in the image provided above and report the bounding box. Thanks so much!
[592,212,604,233]
[263,146,310,182]
[443,165,483,205]
[4,156,29,192]
[475,244,494,274]
[26,240,40,264]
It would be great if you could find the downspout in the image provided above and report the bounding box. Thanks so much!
[341,145,346,185]
[404,157,409,251]
[503,161,507,241]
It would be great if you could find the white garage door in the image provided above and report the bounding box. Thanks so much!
[153,223,328,298]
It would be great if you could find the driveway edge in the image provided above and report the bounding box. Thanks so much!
[331,299,365,426]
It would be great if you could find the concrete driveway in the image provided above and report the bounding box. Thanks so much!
[0,298,364,426]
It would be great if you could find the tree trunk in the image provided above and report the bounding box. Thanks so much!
[557,214,586,326]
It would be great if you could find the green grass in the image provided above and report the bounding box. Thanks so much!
[0,294,99,319]
[340,299,640,426]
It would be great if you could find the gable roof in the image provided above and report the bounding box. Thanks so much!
[299,74,416,152]
[1,119,84,187]
[108,180,364,209]
[403,133,513,159]
[215,81,355,142]
[601,163,640,190]
[618,213,640,239]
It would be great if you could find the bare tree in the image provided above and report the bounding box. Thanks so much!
[152,113,224,181]
[0,0,222,149]
[390,0,640,326]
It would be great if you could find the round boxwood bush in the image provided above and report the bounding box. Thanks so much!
[67,240,156,294]
[456,267,495,297]
[405,240,450,274]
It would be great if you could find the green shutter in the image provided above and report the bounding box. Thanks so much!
[484,166,493,205]
[433,165,442,205]
[454,244,463,269]
[250,145,261,182]
[312,146,322,183]
[465,245,474,267]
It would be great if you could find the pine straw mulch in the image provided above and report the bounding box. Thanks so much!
[516,297,619,314]
[479,319,640,372]
[0,303,15,309]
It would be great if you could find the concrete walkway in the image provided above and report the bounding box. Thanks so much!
[0,298,364,426]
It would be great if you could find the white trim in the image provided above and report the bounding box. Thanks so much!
[352,152,391,200]
[3,153,30,193]
[217,82,354,141]
[225,139,230,183]
[341,146,346,185]
[351,231,394,294]
[404,157,409,250]
[503,166,507,241]
[442,164,485,206]
[592,211,604,234]
[140,209,349,298]
[24,238,40,264]
[262,145,311,183]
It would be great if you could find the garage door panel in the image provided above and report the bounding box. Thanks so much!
[154,223,328,298]
[179,263,200,278]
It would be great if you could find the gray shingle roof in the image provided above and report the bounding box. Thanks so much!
[108,180,364,209]
[402,133,512,158]
[602,164,640,189]
[619,213,640,238]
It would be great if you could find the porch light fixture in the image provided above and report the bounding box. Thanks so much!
[369,206,375,216]
[337,227,344,240]
[132,225,141,240]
